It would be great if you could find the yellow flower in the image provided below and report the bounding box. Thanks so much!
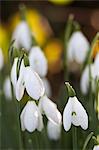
[8,9,52,46]
[49,0,73,5]
[44,39,63,74]
[92,39,99,58]
[0,25,9,62]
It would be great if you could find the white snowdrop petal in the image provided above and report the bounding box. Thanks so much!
[29,46,48,77]
[19,59,25,75]
[47,120,61,140]
[74,32,89,63]
[80,65,95,94]
[11,58,18,88]
[71,97,88,130]
[19,25,32,51]
[93,145,99,150]
[24,67,45,100]
[3,77,12,100]
[63,96,88,131]
[24,101,39,132]
[0,48,4,70]
[15,59,25,101]
[16,73,25,101]
[80,66,88,94]
[67,31,89,64]
[70,97,81,126]
[38,98,44,114]
[40,95,62,124]
[42,77,52,98]
[80,110,88,130]
[67,40,74,62]
[12,21,32,51]
[63,98,72,131]
[37,109,44,132]
[20,104,27,131]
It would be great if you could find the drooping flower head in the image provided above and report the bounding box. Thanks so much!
[12,21,32,51]
[63,82,88,131]
[42,77,52,98]
[63,96,88,131]
[67,31,89,64]
[39,95,62,125]
[20,101,43,132]
[80,53,99,95]
[11,57,45,101]
[29,46,48,77]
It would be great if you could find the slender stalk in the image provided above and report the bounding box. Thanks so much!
[10,81,23,150]
[72,126,77,150]
[82,33,99,71]
[94,78,99,134]
[88,63,94,130]
[82,132,94,150]
[63,14,74,81]
[0,71,3,148]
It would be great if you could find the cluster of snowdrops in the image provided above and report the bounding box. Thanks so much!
[0,10,99,150]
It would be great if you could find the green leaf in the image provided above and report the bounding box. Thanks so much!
[82,132,94,150]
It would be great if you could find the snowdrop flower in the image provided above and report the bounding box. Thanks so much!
[42,77,52,98]
[3,76,12,100]
[80,53,99,94]
[12,21,32,51]
[16,66,45,101]
[67,31,89,64]
[93,145,99,150]
[39,95,61,124]
[80,64,95,94]
[47,120,61,141]
[63,96,88,131]
[29,46,48,77]
[0,48,4,70]
[10,57,25,91]
[11,58,45,101]
[20,101,43,132]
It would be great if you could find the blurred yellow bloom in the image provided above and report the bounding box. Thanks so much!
[9,9,52,46]
[49,0,73,5]
[92,39,99,58]
[44,39,63,74]
[0,25,9,62]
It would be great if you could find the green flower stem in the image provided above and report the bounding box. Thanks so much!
[63,14,74,81]
[10,81,23,150]
[87,33,99,67]
[94,78,99,134]
[82,32,99,71]
[0,71,3,148]
[82,132,94,150]
[88,63,94,130]
[72,126,77,150]
[87,33,99,131]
